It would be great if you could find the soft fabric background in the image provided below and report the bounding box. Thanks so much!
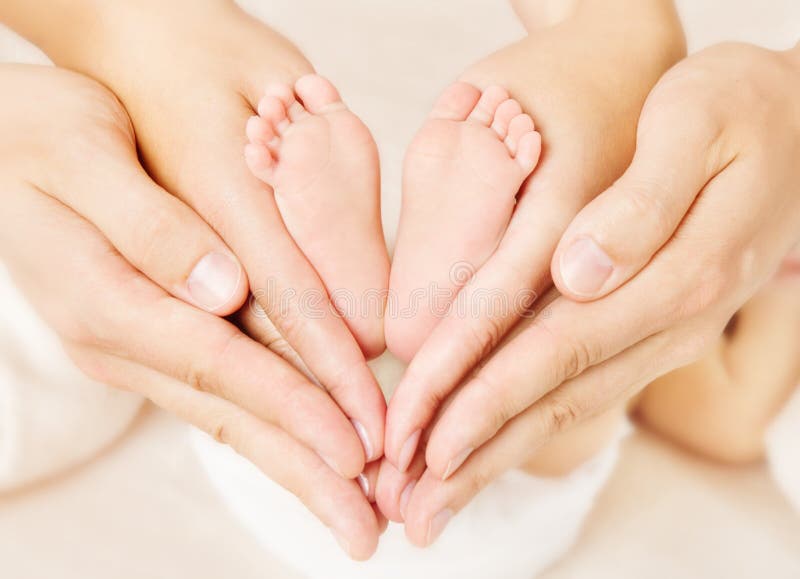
[1,1,799,577]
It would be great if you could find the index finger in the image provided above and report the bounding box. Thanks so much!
[70,347,381,560]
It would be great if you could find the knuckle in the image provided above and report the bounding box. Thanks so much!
[463,316,504,363]
[325,358,363,398]
[471,374,516,435]
[642,83,724,145]
[272,306,312,349]
[186,328,243,395]
[71,283,138,353]
[545,396,582,435]
[554,335,602,383]
[57,87,135,164]
[618,180,674,241]
[420,385,446,414]
[396,363,448,417]
[68,80,134,141]
[678,265,732,320]
[204,409,253,453]
[207,412,237,446]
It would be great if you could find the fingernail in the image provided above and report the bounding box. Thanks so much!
[332,529,352,557]
[442,447,473,480]
[560,237,614,297]
[357,473,370,498]
[187,252,242,312]
[351,419,374,461]
[398,430,421,473]
[427,509,453,546]
[399,480,416,521]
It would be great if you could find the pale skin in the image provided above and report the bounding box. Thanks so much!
[0,0,389,559]
[387,83,542,360]
[381,0,800,548]
[1,0,683,556]
[4,0,800,560]
[0,63,389,557]
[1,0,390,450]
[637,252,800,465]
[380,0,687,546]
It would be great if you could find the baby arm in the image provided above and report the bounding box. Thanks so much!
[636,271,800,464]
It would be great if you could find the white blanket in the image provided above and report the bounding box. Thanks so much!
[0,265,142,491]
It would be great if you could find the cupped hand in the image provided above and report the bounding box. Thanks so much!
[4,0,389,467]
[0,64,383,559]
[378,0,685,538]
[386,40,800,546]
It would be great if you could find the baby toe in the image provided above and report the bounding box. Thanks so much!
[429,82,482,121]
[491,99,523,140]
[246,115,275,145]
[245,142,275,182]
[258,95,291,135]
[295,74,346,114]
[265,82,296,107]
[505,114,535,155]
[467,85,509,126]
[265,82,307,122]
[515,131,542,174]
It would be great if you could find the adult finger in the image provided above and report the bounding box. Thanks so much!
[375,452,428,524]
[64,344,381,560]
[403,325,715,547]
[236,296,316,384]
[384,185,580,471]
[426,145,792,481]
[49,154,248,315]
[4,185,367,479]
[151,95,385,461]
[358,460,382,505]
[421,245,715,481]
[551,94,732,301]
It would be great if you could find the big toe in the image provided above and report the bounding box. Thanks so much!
[429,82,482,121]
[295,74,346,114]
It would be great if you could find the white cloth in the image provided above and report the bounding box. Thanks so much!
[766,387,800,514]
[0,265,143,491]
[192,419,629,579]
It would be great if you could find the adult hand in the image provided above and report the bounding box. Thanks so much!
[0,64,382,559]
[1,0,388,467]
[378,0,683,506]
[388,40,800,547]
[379,0,685,528]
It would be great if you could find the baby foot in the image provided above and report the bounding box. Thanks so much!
[245,75,389,358]
[387,83,541,362]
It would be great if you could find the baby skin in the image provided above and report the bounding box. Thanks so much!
[387,83,542,362]
[636,249,800,464]
[245,74,390,358]
[382,83,627,491]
